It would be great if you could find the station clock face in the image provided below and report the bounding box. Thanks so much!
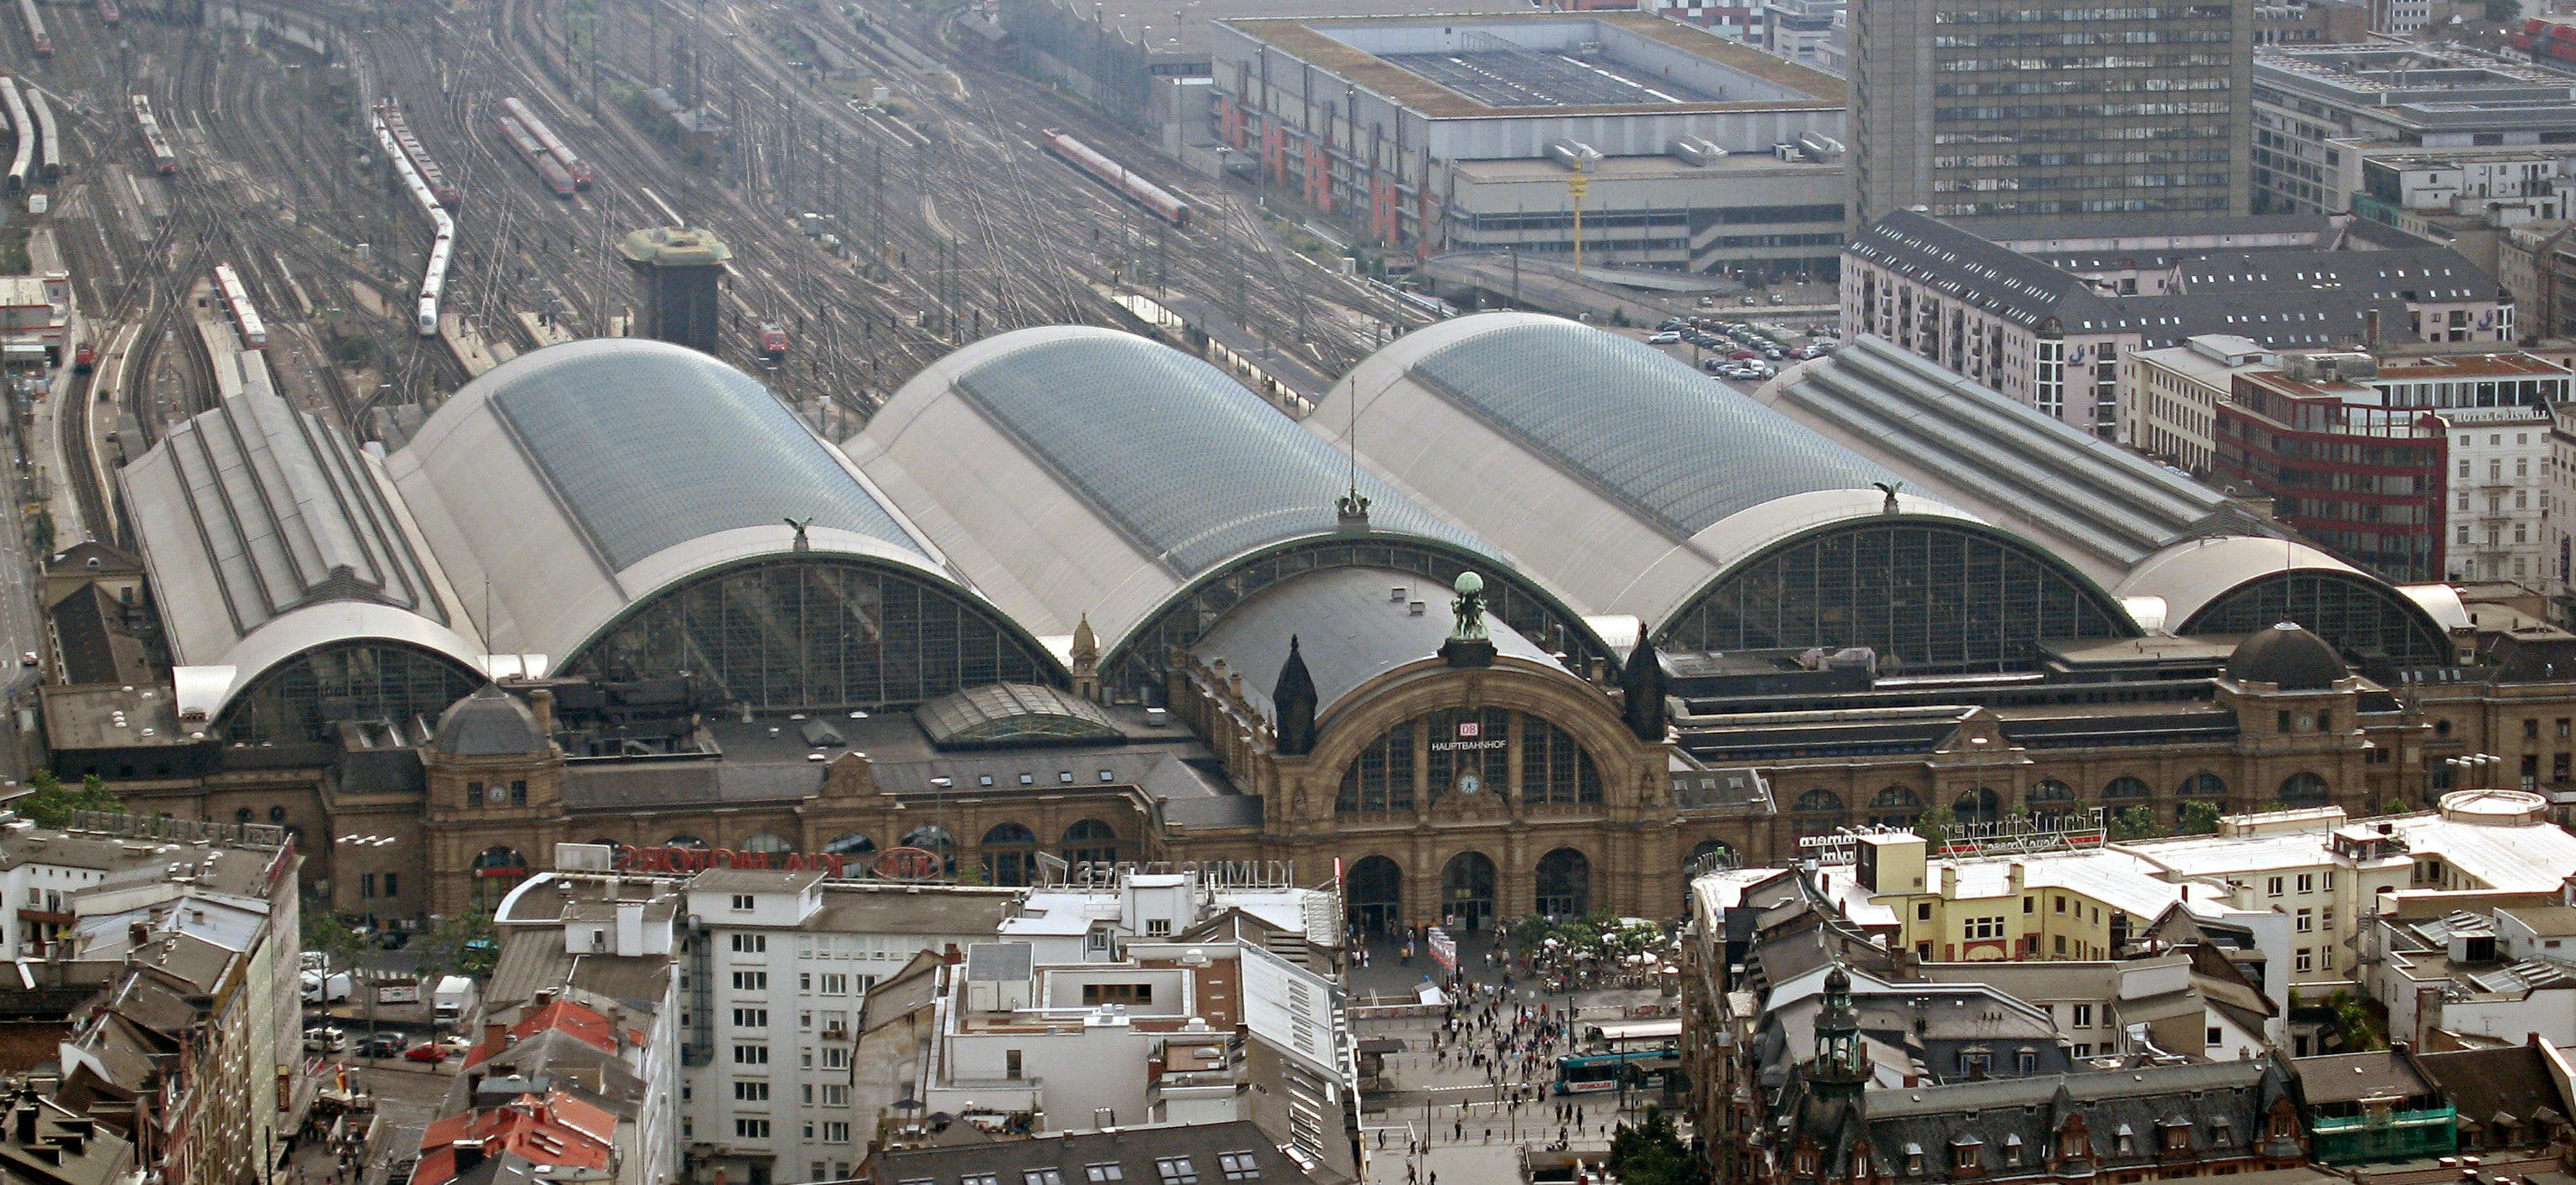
[1457,772,1483,796]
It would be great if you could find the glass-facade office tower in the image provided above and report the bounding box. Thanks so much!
[1850,0,2254,224]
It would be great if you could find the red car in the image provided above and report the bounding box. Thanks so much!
[404,1042,450,1063]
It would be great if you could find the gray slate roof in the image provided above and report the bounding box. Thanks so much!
[1188,566,1567,723]
[1846,209,2496,348]
[429,684,549,757]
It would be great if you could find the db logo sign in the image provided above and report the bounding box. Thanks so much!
[1457,721,1480,739]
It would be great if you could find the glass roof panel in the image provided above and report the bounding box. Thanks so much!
[948,334,1488,576]
[1405,320,1893,538]
[487,343,924,571]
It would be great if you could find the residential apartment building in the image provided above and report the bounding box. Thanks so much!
[2254,45,2576,217]
[2122,333,2271,472]
[485,853,1016,1185]
[0,812,304,1185]
[1845,0,2251,224]
[1842,209,2513,436]
[854,870,1358,1180]
[2115,340,2570,585]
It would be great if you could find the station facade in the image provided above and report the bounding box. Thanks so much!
[59,317,2576,929]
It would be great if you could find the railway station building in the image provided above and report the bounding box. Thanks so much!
[1208,12,1852,276]
[63,318,2576,931]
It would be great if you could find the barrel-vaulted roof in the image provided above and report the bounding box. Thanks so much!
[388,338,964,672]
[845,326,1540,658]
[121,347,485,720]
[1313,312,1984,630]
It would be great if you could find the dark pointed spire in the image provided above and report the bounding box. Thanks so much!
[1274,635,1317,756]
[1620,623,1667,743]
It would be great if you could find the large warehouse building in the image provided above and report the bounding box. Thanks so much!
[1209,12,1851,275]
[65,320,2576,929]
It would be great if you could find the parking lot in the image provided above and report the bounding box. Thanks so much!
[1629,311,1844,390]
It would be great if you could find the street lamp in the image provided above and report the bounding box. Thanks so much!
[334,833,400,1055]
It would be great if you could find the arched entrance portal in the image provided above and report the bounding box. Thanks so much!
[1442,851,1497,931]
[1536,848,1591,919]
[1953,786,2002,826]
[1347,856,1404,936]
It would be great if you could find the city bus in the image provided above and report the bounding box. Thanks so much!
[1554,1049,1681,1095]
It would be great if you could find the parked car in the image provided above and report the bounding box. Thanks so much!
[1645,331,1680,345]
[404,1042,450,1063]
[355,1034,404,1059]
[303,1026,345,1053]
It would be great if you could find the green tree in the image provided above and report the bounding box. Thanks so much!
[14,771,125,828]
[2379,796,2412,816]
[416,910,501,983]
[2177,800,2224,836]
[303,907,367,975]
[1914,803,1956,851]
[2324,989,2383,1052]
[1607,1105,1710,1185]
[2110,804,2165,841]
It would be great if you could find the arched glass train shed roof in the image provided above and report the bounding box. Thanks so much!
[844,327,1609,681]
[1315,314,2142,669]
[387,338,1000,671]
[2116,536,2459,666]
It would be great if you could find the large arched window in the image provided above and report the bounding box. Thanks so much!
[666,834,707,849]
[1520,716,1604,806]
[981,823,1038,887]
[2277,772,2331,808]
[901,824,958,875]
[217,641,485,744]
[1792,788,1845,838]
[1337,720,1415,815]
[2179,772,2228,798]
[568,557,1060,713]
[1663,519,2135,674]
[1535,848,1591,919]
[1336,710,1602,814]
[1869,787,1923,829]
[741,833,793,855]
[1062,819,1117,866]
[2102,777,2150,801]
[824,834,876,858]
[1954,787,2002,825]
[2178,570,2449,666]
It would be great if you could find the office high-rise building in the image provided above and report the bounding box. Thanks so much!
[1849,0,2254,224]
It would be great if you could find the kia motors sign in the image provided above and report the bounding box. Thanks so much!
[614,845,852,878]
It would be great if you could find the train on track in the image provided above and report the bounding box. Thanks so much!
[373,112,454,337]
[132,95,175,175]
[377,101,459,208]
[2,80,29,196]
[96,0,118,26]
[496,113,574,197]
[214,263,267,350]
[501,97,591,190]
[18,0,47,58]
[759,322,790,358]
[29,86,60,181]
[1040,128,1190,228]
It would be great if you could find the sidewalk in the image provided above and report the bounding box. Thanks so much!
[1348,928,1689,1182]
